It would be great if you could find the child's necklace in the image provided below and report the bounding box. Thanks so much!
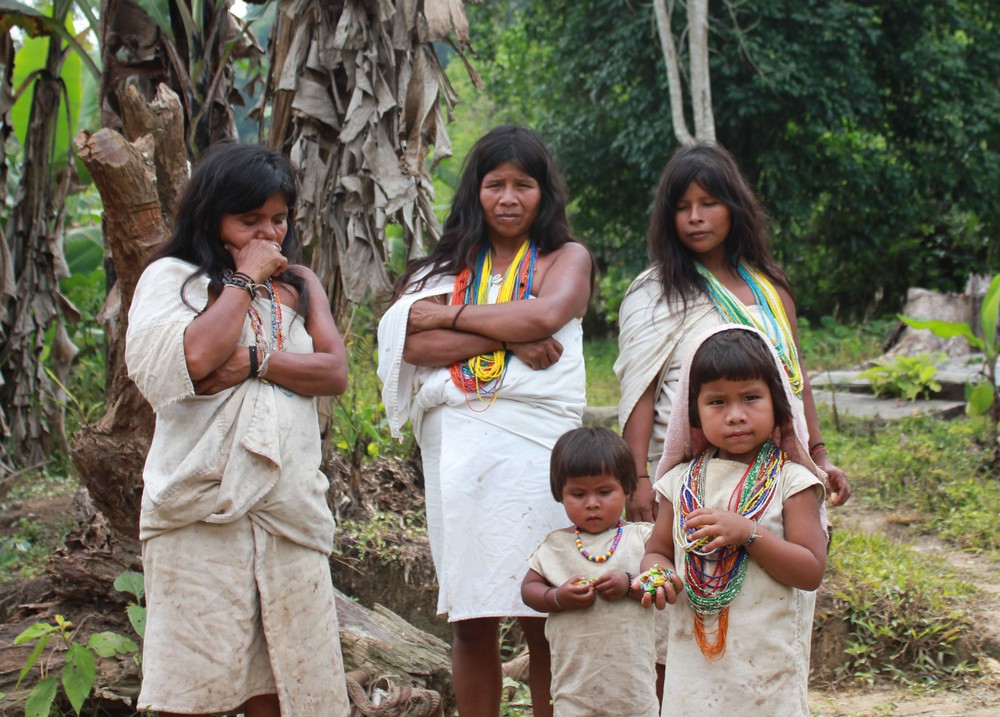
[675,440,783,660]
[575,521,623,563]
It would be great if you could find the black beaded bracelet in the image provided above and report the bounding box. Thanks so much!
[626,571,634,597]
[248,345,259,378]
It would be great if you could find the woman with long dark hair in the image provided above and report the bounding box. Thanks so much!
[378,125,592,717]
[126,141,350,716]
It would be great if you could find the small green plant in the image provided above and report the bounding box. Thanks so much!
[0,517,73,582]
[11,614,139,716]
[114,570,147,643]
[902,274,1000,466]
[858,354,943,401]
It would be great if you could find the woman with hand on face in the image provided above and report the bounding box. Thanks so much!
[378,125,593,717]
[126,141,351,717]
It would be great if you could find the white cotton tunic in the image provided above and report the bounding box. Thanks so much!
[378,278,586,621]
[527,523,658,717]
[126,258,350,716]
[654,458,824,716]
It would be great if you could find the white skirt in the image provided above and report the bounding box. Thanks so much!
[138,518,350,716]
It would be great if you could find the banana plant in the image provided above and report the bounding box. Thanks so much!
[902,274,1000,466]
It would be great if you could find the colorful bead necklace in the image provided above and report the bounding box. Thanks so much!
[695,260,803,396]
[575,521,624,563]
[674,440,784,660]
[449,241,537,405]
[247,279,288,392]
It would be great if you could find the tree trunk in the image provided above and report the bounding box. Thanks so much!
[653,0,695,147]
[70,87,185,538]
[687,0,715,143]
[0,1,76,468]
[652,0,715,146]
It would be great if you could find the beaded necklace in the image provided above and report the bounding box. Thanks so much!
[449,241,537,405]
[247,280,289,394]
[674,440,784,660]
[695,261,803,396]
[575,521,624,563]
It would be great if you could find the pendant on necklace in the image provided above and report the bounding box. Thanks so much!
[489,273,503,286]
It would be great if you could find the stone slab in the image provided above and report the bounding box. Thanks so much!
[812,390,967,421]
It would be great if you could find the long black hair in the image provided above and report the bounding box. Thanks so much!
[393,125,579,297]
[151,140,309,315]
[648,142,789,310]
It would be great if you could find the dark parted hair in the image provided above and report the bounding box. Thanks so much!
[393,125,585,297]
[648,141,790,310]
[150,140,309,316]
[687,329,792,432]
[549,426,638,501]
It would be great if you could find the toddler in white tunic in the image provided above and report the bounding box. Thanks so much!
[639,325,827,716]
[522,427,658,717]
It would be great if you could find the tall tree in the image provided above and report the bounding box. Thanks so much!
[468,0,1000,320]
[653,0,714,145]
[0,0,99,468]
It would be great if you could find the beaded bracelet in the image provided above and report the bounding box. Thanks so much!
[223,271,256,299]
[626,571,634,597]
[744,519,759,546]
[258,344,272,379]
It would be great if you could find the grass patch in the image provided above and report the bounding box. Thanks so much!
[582,316,896,409]
[584,337,620,407]
[821,412,999,551]
[820,528,976,686]
[798,316,895,371]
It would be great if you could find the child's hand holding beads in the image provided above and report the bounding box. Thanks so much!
[683,507,756,553]
[592,571,630,600]
[635,565,683,610]
[556,576,597,610]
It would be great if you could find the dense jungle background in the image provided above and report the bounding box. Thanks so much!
[0,1,999,715]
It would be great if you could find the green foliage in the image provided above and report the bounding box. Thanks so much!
[858,354,943,401]
[583,337,620,408]
[8,2,100,169]
[114,570,146,641]
[797,316,895,371]
[826,413,999,551]
[12,613,138,716]
[467,1,1000,320]
[331,302,415,468]
[0,518,68,581]
[822,528,975,685]
[334,511,426,565]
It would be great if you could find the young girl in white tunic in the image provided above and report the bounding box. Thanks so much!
[522,427,658,717]
[639,325,827,716]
